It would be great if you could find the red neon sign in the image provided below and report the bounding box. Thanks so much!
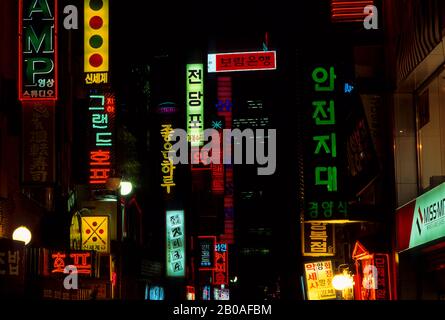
[208,51,276,73]
[212,243,228,285]
[51,252,92,275]
[18,0,58,101]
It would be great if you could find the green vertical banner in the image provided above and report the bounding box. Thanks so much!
[304,64,348,221]
[186,64,204,147]
[166,210,185,277]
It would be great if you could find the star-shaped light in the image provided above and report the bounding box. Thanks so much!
[212,120,223,129]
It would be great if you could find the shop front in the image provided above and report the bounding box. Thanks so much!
[396,182,445,300]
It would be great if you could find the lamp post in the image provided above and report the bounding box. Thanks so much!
[332,265,355,300]
[12,226,32,245]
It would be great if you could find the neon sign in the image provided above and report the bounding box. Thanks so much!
[81,216,109,253]
[160,124,176,195]
[302,222,335,256]
[213,242,228,285]
[186,64,204,147]
[208,51,276,73]
[84,0,109,85]
[166,210,185,277]
[88,93,115,186]
[19,0,58,101]
[304,260,336,300]
[51,251,92,275]
[305,66,348,221]
[197,236,216,270]
[217,77,234,244]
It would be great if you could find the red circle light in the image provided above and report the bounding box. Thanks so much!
[86,229,91,234]
[89,54,103,68]
[89,16,103,29]
[92,237,97,242]
[92,221,97,227]
[99,229,104,234]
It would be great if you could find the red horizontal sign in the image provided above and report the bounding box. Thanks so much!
[208,51,276,73]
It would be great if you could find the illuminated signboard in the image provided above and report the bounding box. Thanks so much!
[213,242,229,285]
[214,288,230,300]
[186,286,195,300]
[51,251,92,276]
[19,0,58,101]
[304,260,337,300]
[160,124,176,196]
[81,216,109,253]
[397,182,445,251]
[302,222,335,257]
[331,0,374,23]
[70,212,82,250]
[166,210,185,277]
[148,286,165,300]
[84,0,109,85]
[208,51,276,73]
[88,93,115,186]
[0,239,25,279]
[355,253,392,300]
[22,104,55,184]
[217,77,234,244]
[202,285,211,300]
[304,65,348,221]
[186,64,204,147]
[197,236,216,270]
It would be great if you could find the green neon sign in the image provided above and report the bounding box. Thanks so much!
[166,210,185,277]
[186,64,204,147]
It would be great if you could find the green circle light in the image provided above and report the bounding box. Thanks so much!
[89,35,103,49]
[90,0,103,11]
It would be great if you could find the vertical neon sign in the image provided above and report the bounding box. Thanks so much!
[84,0,109,85]
[166,210,185,277]
[186,64,204,147]
[19,0,58,101]
[305,66,347,221]
[88,93,115,186]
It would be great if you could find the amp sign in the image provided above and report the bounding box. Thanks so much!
[19,0,58,101]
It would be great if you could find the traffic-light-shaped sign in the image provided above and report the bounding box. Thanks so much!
[84,0,109,74]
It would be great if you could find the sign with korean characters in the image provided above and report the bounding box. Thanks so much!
[50,251,92,276]
[88,93,115,186]
[304,260,337,300]
[302,222,335,256]
[0,239,25,298]
[81,216,109,253]
[166,210,185,277]
[213,243,228,285]
[355,253,392,300]
[197,236,216,270]
[19,0,58,101]
[160,124,176,197]
[186,64,204,147]
[304,64,348,221]
[208,51,276,73]
[84,0,109,85]
[22,103,55,184]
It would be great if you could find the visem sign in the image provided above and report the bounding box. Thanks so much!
[397,182,445,251]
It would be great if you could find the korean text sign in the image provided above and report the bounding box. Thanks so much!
[19,0,58,101]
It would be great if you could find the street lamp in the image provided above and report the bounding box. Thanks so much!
[119,181,133,196]
[12,226,32,245]
[332,265,354,300]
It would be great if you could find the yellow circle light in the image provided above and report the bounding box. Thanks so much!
[332,274,354,291]
[12,226,32,245]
